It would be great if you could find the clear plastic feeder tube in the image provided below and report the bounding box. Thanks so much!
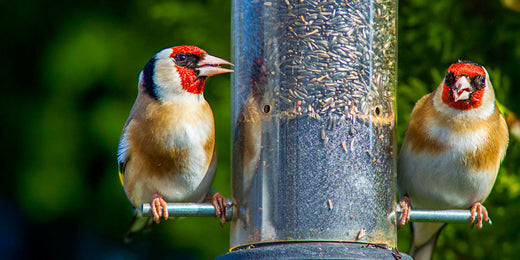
[231,0,398,249]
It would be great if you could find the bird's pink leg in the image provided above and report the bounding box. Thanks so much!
[398,196,411,228]
[470,202,490,229]
[151,194,169,223]
[206,193,228,227]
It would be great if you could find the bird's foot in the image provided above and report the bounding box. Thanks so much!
[207,193,229,227]
[151,194,169,223]
[470,202,491,229]
[398,196,411,228]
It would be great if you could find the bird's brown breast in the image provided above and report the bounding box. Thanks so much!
[126,97,215,178]
[405,93,447,155]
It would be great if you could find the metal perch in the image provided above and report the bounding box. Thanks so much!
[142,200,489,226]
[394,206,491,224]
[141,199,234,222]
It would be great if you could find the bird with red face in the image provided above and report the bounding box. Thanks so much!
[398,60,508,259]
[118,45,233,240]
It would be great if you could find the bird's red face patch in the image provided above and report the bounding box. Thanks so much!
[170,45,206,58]
[176,67,206,95]
[446,62,485,78]
[170,46,207,95]
[442,62,487,110]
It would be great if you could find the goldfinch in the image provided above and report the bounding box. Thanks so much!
[398,61,508,259]
[118,45,233,240]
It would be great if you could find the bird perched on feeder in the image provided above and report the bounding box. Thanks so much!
[398,60,508,259]
[117,45,233,240]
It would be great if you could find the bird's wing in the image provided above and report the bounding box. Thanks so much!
[118,81,149,187]
[117,126,131,187]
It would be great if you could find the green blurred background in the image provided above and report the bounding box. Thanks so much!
[1,0,520,259]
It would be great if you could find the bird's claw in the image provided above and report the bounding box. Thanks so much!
[151,194,169,223]
[470,202,490,229]
[210,192,228,227]
[398,196,411,228]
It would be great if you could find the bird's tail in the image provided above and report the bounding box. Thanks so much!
[408,222,446,260]
[124,214,154,243]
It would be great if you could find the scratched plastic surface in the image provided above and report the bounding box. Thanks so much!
[231,0,398,250]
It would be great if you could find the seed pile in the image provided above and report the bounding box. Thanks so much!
[263,0,397,128]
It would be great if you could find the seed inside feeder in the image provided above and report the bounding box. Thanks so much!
[231,0,398,249]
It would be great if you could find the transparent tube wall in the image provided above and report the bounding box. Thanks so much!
[231,0,398,249]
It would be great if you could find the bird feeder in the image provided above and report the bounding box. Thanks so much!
[221,0,404,258]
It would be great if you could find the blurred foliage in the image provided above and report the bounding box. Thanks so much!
[1,0,519,259]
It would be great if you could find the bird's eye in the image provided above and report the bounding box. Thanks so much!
[174,53,197,68]
[472,75,486,90]
[445,71,455,86]
[176,54,187,62]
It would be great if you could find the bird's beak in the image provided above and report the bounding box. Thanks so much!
[452,76,473,102]
[197,54,234,77]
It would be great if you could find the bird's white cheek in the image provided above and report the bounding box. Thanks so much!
[153,59,184,102]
